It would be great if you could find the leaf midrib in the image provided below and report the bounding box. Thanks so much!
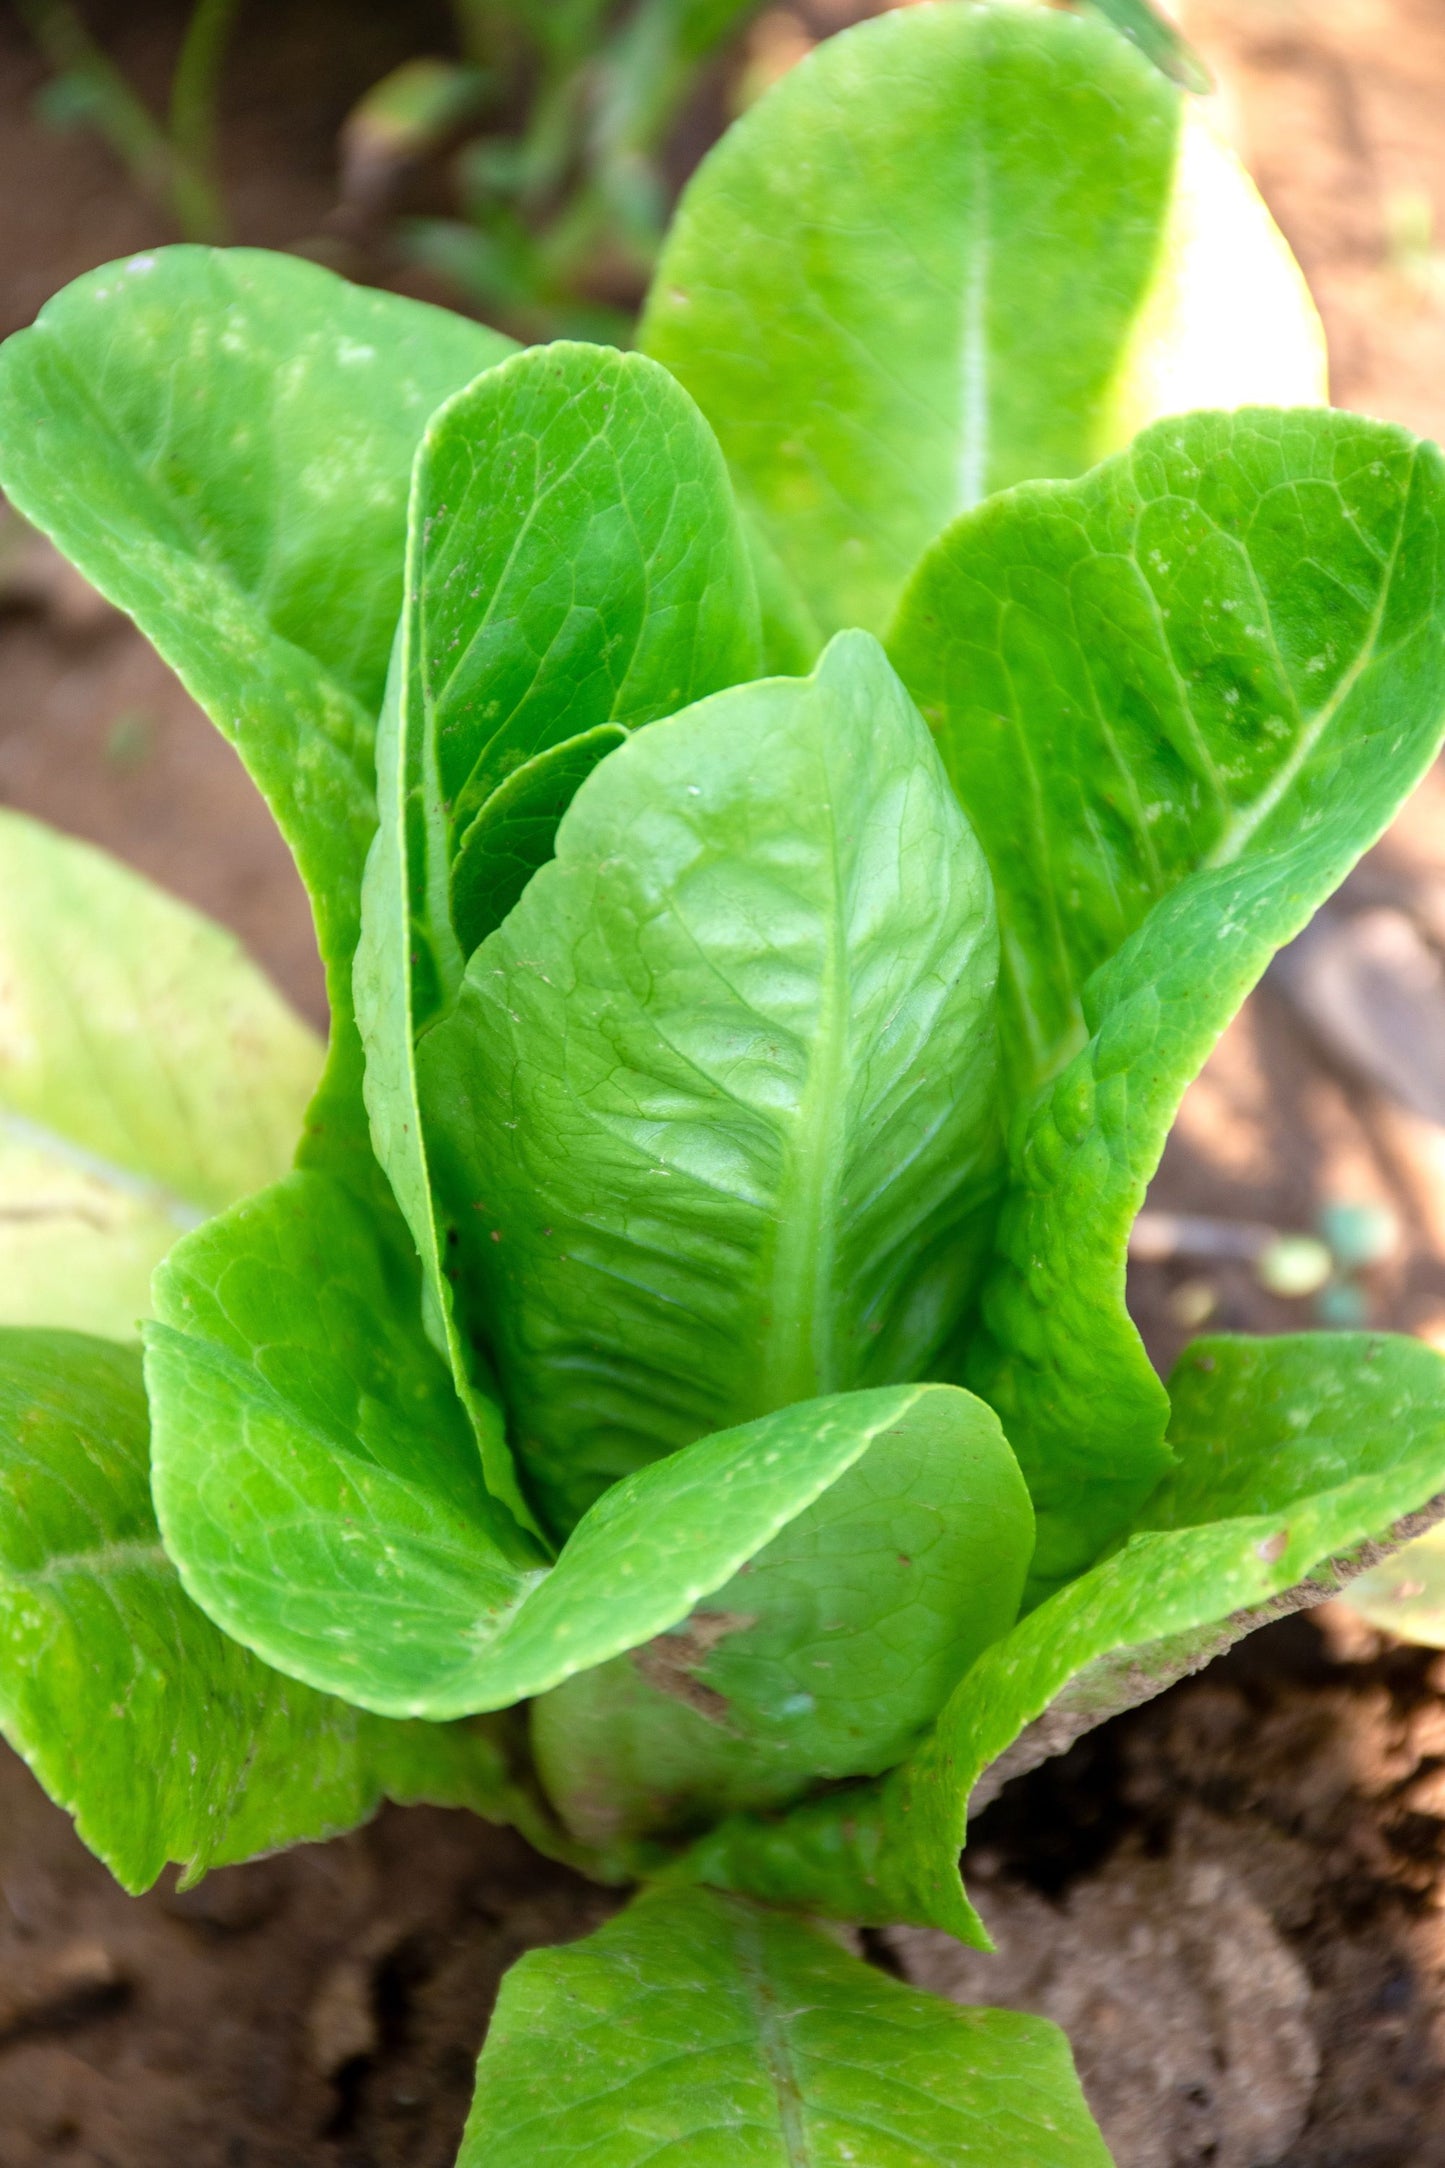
[8,1535,171,1588]
[731,1901,812,2166]
[1203,447,1419,869]
[0,1109,207,1231]
[757,730,849,1414]
[43,339,377,790]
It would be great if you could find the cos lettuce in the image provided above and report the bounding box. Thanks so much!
[0,9,1438,2164]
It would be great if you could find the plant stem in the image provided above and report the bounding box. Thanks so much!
[168,0,242,241]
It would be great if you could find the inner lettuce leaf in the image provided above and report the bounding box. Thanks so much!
[416,631,1002,1536]
[354,341,761,1531]
[666,1331,1445,1939]
[890,407,1445,1590]
[148,1168,1012,1723]
[641,1,1323,644]
[0,247,513,1189]
[531,1387,1032,1846]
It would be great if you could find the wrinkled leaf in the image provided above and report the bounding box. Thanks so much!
[0,1328,548,1894]
[354,342,759,1529]
[460,1884,1111,2167]
[0,247,511,1180]
[531,1387,1031,1844]
[0,810,319,1340]
[149,1189,992,1721]
[890,409,1445,1589]
[149,1163,540,1717]
[642,3,1322,640]
[419,630,1001,1534]
[677,1332,1445,1936]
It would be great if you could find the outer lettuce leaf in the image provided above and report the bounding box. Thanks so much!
[419,631,1001,1534]
[463,1881,1109,2168]
[890,409,1445,1589]
[641,2,1323,640]
[0,247,511,1181]
[148,1186,998,1723]
[0,1329,551,1894]
[0,810,319,1340]
[354,342,759,1532]
[460,1885,1111,2168]
[674,1332,1445,1938]
[530,1389,1031,1845]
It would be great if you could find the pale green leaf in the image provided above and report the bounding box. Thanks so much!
[0,1328,550,1895]
[890,409,1445,1589]
[354,341,759,1532]
[460,1884,1112,2168]
[0,810,319,1340]
[418,630,1001,1535]
[675,1332,1445,1937]
[0,247,512,1181]
[530,1387,1031,1845]
[149,1190,996,1721]
[1344,1521,1445,1647]
[642,2,1322,640]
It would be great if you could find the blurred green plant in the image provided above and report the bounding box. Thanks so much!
[339,1,767,342]
[345,0,1208,337]
[16,1,1208,338]
[18,0,240,242]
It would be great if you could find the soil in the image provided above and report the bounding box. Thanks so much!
[3,2,1445,2163]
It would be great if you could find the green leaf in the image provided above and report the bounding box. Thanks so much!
[676,1331,1445,1937]
[148,1165,541,1711]
[890,409,1445,1589]
[0,1327,550,1895]
[0,810,320,1341]
[530,1386,1031,1844]
[149,1183,995,1721]
[448,723,629,955]
[641,3,1323,640]
[418,630,1002,1535]
[0,246,512,1181]
[354,341,760,1531]
[460,1884,1112,2168]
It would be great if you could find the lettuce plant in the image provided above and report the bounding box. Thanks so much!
[2,8,1445,2160]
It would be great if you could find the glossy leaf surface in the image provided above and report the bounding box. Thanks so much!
[643,3,1322,639]
[150,1195,991,1722]
[0,1329,538,1894]
[460,1885,1111,2167]
[678,1332,1445,1936]
[419,631,1001,1534]
[354,342,758,1527]
[0,246,511,1179]
[0,811,318,1340]
[531,1387,1031,1844]
[891,409,1445,1588]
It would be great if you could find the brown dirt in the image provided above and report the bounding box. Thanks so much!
[0,1745,615,2168]
[893,1612,1445,2168]
[4,2,1445,2163]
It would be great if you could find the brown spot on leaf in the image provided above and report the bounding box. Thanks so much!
[631,1610,756,1728]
